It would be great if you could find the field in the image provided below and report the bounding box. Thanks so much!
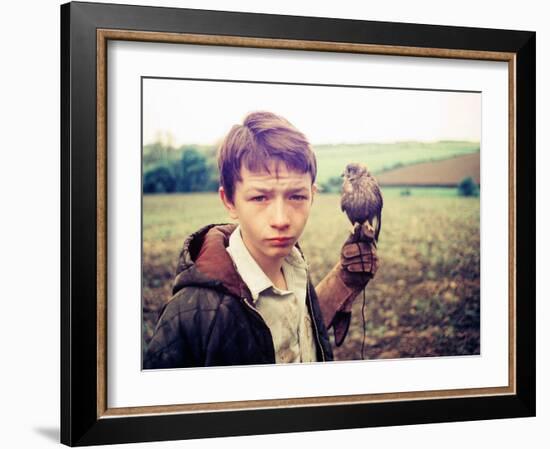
[376,152,480,186]
[313,141,479,184]
[142,191,480,362]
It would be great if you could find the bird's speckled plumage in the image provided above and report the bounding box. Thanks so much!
[340,162,383,242]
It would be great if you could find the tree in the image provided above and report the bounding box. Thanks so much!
[457,176,479,197]
[319,176,342,193]
[176,148,211,192]
[143,166,176,193]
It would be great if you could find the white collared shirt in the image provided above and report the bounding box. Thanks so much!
[226,225,318,364]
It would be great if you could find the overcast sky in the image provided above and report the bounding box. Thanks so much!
[143,78,480,147]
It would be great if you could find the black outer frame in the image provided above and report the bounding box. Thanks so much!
[60,1,535,446]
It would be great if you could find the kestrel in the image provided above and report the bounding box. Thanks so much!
[340,162,383,242]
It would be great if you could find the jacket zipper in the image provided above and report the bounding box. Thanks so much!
[243,289,326,363]
[300,252,326,362]
[298,254,326,362]
[225,251,278,361]
[231,249,325,363]
[241,297,277,361]
[306,278,326,362]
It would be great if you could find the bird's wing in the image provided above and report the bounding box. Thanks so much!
[373,177,383,209]
[368,175,383,241]
[340,180,350,212]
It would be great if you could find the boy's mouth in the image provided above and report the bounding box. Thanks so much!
[267,237,293,245]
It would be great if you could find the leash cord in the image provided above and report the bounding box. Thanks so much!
[355,241,369,360]
[361,288,367,360]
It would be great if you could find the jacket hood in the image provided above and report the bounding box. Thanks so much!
[172,223,253,302]
[172,223,309,306]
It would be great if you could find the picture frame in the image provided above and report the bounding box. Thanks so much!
[60,1,535,446]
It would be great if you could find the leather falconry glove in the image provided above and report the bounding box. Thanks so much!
[316,223,379,347]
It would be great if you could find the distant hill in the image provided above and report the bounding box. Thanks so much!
[374,152,480,187]
[142,140,480,187]
[313,141,479,184]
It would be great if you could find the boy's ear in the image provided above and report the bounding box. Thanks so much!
[219,186,239,220]
[311,183,318,203]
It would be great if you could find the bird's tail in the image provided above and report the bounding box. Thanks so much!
[374,212,382,243]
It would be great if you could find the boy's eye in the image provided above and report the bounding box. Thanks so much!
[250,195,267,202]
[290,195,308,201]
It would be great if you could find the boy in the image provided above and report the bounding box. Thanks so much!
[144,111,378,368]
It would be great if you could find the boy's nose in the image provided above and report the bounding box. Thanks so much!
[270,199,290,229]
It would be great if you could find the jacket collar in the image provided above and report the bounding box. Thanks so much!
[172,223,308,307]
[226,224,308,303]
[171,223,249,301]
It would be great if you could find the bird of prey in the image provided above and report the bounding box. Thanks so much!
[340,162,383,243]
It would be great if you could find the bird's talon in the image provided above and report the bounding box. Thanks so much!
[362,222,375,239]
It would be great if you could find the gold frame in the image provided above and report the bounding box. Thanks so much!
[96,29,516,419]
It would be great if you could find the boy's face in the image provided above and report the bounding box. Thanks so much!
[220,160,316,265]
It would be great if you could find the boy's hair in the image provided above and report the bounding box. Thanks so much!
[217,111,317,204]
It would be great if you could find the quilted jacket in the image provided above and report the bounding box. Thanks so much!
[143,223,334,368]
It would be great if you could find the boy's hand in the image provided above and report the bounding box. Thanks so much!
[339,224,379,290]
[315,224,379,347]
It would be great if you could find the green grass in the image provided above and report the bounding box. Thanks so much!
[142,192,480,361]
[143,193,228,242]
[382,186,462,197]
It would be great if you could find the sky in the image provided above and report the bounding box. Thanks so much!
[143,77,481,147]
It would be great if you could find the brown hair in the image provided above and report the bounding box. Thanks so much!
[217,111,317,203]
[218,111,317,202]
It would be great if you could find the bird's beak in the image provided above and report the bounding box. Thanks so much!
[340,173,344,177]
